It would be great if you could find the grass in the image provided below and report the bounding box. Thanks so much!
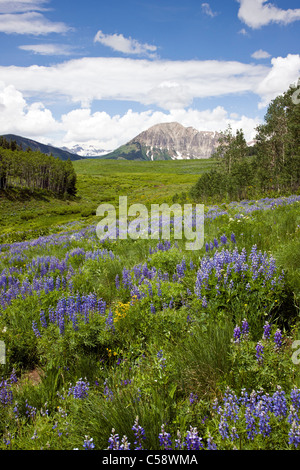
[0,158,217,241]
[0,158,300,450]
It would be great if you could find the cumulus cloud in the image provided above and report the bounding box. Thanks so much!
[1,53,298,151]
[251,49,271,59]
[237,0,300,29]
[0,56,268,110]
[0,81,58,137]
[94,30,157,58]
[0,80,260,150]
[59,106,260,151]
[255,54,300,108]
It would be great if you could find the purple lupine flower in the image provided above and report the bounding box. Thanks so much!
[83,436,95,450]
[147,282,153,297]
[231,233,236,244]
[32,320,41,338]
[25,400,37,420]
[255,400,271,437]
[150,303,156,314]
[105,309,115,332]
[223,388,240,422]
[289,420,300,448]
[230,426,239,441]
[72,311,78,331]
[107,429,120,450]
[132,416,146,450]
[185,426,203,450]
[288,405,299,426]
[10,369,17,384]
[274,329,282,350]
[175,430,185,450]
[58,310,65,336]
[207,433,217,450]
[290,388,300,412]
[241,318,249,339]
[122,268,132,289]
[0,379,13,406]
[233,325,241,344]
[218,415,229,439]
[40,310,47,328]
[189,392,198,405]
[272,386,287,419]
[263,321,271,340]
[220,234,227,245]
[156,282,162,297]
[68,379,89,399]
[120,435,131,450]
[176,263,185,279]
[245,406,256,440]
[158,424,172,450]
[255,341,264,364]
[103,382,114,402]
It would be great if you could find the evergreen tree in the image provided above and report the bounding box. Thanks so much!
[191,82,300,202]
[0,148,77,196]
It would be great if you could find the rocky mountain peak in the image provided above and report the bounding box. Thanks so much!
[129,121,220,160]
[102,121,221,161]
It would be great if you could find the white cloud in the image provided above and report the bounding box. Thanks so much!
[19,43,74,56]
[237,0,300,29]
[58,106,260,151]
[255,54,300,108]
[94,30,157,58]
[0,0,48,14]
[1,54,298,150]
[0,82,58,137]
[251,49,271,59]
[0,11,71,35]
[0,0,71,35]
[0,56,269,110]
[201,3,218,17]
[0,80,260,150]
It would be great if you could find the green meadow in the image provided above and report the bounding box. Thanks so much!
[1,154,300,451]
[0,158,216,241]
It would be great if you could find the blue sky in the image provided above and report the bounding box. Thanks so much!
[0,0,299,154]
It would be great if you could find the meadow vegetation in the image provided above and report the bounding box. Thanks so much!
[0,85,300,451]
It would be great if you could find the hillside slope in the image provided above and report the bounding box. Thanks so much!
[1,134,83,161]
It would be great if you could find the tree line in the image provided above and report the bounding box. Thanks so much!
[191,83,300,202]
[0,138,77,197]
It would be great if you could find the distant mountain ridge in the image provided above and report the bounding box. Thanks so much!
[102,122,221,161]
[61,144,109,158]
[1,134,83,161]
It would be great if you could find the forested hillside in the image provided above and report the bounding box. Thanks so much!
[191,84,300,202]
[0,137,77,197]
